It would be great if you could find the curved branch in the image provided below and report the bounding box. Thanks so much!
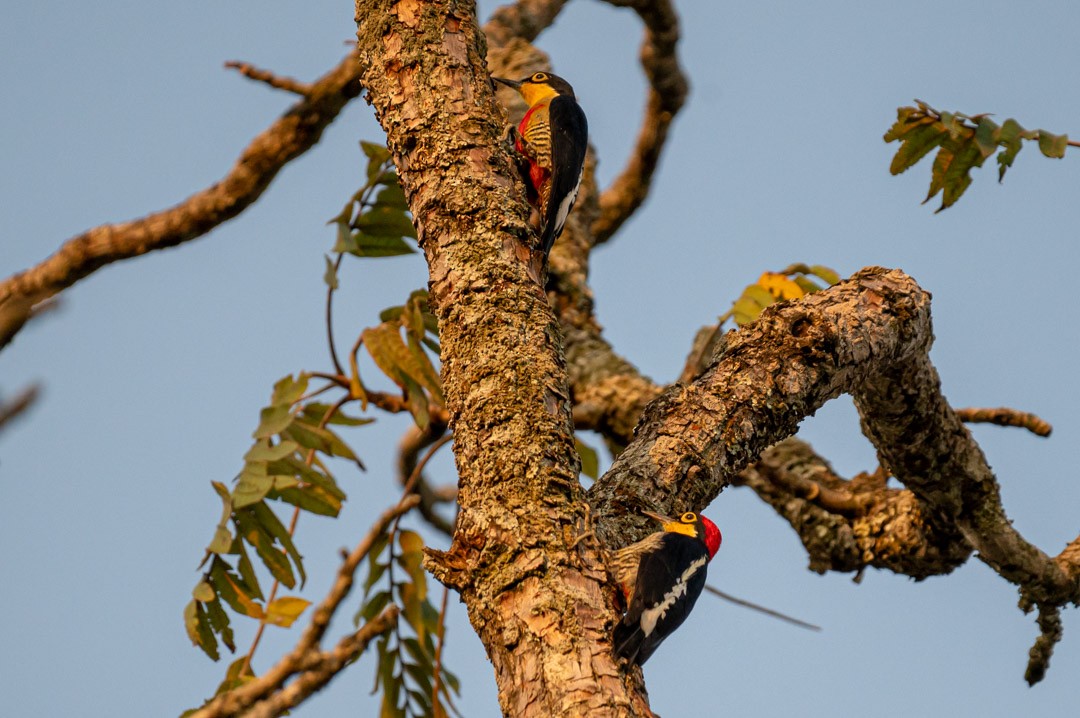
[735,438,972,577]
[591,0,688,244]
[0,50,366,347]
[585,266,1078,682]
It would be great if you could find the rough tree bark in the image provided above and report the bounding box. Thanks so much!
[356,2,642,716]
[6,0,1078,714]
[353,1,1080,715]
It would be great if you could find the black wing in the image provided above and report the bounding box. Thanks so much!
[613,533,709,666]
[540,95,588,256]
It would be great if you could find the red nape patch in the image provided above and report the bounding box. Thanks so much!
[702,516,722,559]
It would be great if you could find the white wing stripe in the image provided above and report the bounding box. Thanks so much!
[639,555,708,637]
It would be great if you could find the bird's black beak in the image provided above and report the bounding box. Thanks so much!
[641,510,677,524]
[492,76,521,90]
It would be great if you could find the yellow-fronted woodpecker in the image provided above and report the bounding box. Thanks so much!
[493,71,588,258]
[611,510,722,666]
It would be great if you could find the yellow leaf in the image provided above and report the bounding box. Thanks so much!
[757,272,805,301]
[265,596,312,628]
[192,581,216,603]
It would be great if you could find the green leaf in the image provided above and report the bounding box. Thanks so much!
[283,420,358,462]
[206,482,234,556]
[271,374,310,407]
[441,667,461,695]
[375,181,409,210]
[251,501,306,587]
[243,439,300,463]
[234,539,264,602]
[406,334,444,406]
[973,116,1000,159]
[360,590,393,622]
[273,484,343,517]
[209,558,265,619]
[254,405,293,439]
[1037,130,1068,159]
[939,138,984,211]
[924,144,952,205]
[269,455,346,500]
[889,122,947,175]
[407,688,434,714]
[402,637,433,669]
[996,118,1026,182]
[575,438,599,480]
[792,275,822,294]
[398,581,426,635]
[808,265,840,285]
[265,596,311,628]
[380,305,405,323]
[355,207,418,240]
[233,470,274,509]
[323,254,340,290]
[185,599,220,661]
[214,657,256,695]
[363,561,390,597]
[731,298,763,327]
[205,595,236,653]
[403,662,434,694]
[346,232,416,258]
[333,226,360,254]
[361,141,392,169]
[402,374,430,431]
[235,510,296,589]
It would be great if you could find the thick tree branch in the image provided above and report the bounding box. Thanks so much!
[853,333,1077,608]
[734,438,972,577]
[584,267,1077,681]
[0,50,365,348]
[588,267,935,534]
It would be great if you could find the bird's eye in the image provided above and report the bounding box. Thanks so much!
[681,512,696,523]
[532,72,548,82]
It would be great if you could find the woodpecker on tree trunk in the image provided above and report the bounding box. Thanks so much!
[493,71,588,258]
[611,510,722,666]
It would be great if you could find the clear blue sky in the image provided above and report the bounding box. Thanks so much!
[4,1,1080,716]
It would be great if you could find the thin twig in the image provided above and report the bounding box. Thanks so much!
[325,252,347,378]
[0,51,365,349]
[225,60,313,96]
[0,384,40,432]
[955,406,1052,437]
[703,584,821,632]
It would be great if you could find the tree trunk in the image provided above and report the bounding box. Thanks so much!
[355,1,648,715]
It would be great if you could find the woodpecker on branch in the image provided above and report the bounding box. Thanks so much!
[493,71,588,258]
[612,510,722,666]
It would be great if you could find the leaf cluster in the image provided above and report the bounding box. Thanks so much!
[327,142,416,263]
[885,100,1069,211]
[361,530,461,718]
[185,374,366,661]
[360,291,443,431]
